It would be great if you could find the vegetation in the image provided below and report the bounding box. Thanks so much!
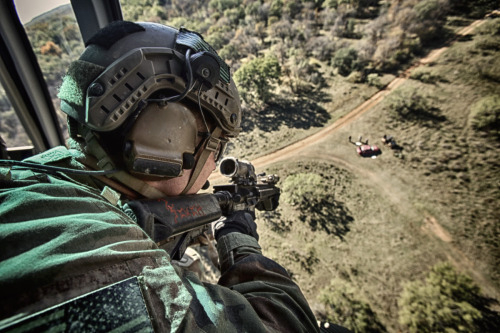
[470,95,500,138]
[2,0,496,147]
[332,47,359,77]
[450,0,499,19]
[234,55,281,105]
[282,172,353,237]
[319,278,386,332]
[409,68,444,84]
[2,1,500,332]
[0,88,31,147]
[388,89,446,127]
[399,263,500,332]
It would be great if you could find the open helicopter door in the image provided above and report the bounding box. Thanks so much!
[0,0,123,159]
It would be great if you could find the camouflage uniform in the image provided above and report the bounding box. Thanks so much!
[0,146,319,332]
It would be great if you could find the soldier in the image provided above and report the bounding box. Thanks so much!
[0,21,320,332]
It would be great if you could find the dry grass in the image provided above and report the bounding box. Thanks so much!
[229,18,500,332]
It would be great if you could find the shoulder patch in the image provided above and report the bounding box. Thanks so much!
[0,277,153,333]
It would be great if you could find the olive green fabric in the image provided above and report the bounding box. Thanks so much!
[0,147,319,332]
[0,147,175,326]
[57,60,104,123]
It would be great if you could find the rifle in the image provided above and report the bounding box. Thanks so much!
[124,157,280,260]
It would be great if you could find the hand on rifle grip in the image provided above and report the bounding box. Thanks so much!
[213,211,259,241]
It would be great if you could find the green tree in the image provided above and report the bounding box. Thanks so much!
[366,73,383,88]
[398,263,498,333]
[284,0,303,18]
[205,24,233,50]
[121,0,166,22]
[332,47,359,76]
[234,55,281,105]
[269,0,283,19]
[411,0,449,44]
[319,278,386,333]
[224,7,245,26]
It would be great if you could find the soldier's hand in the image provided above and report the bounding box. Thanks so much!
[213,211,259,241]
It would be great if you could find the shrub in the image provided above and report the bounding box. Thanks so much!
[371,33,421,71]
[470,95,500,138]
[477,18,500,36]
[398,263,490,333]
[388,90,446,126]
[366,73,384,88]
[347,71,364,84]
[282,173,353,237]
[319,278,386,333]
[286,246,320,274]
[389,91,428,118]
[282,173,325,207]
[409,69,441,84]
[414,0,448,22]
[474,37,500,51]
[332,47,359,76]
[450,0,498,18]
[475,56,500,82]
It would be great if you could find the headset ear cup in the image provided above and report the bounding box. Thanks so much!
[123,102,198,178]
[182,153,195,170]
[190,51,220,90]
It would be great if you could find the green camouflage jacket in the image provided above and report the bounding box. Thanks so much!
[0,147,319,332]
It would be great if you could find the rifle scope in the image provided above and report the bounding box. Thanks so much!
[219,157,256,183]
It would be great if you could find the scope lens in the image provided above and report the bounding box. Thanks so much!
[220,158,236,176]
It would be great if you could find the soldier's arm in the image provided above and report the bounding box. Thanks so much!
[214,213,320,332]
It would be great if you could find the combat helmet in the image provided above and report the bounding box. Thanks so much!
[58,21,241,195]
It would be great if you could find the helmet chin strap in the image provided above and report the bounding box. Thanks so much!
[180,126,222,195]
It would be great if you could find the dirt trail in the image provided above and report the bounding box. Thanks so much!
[422,216,453,243]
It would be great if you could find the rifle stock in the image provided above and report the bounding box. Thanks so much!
[125,157,280,260]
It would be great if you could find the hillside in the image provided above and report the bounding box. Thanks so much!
[249,17,500,331]
[1,0,499,331]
